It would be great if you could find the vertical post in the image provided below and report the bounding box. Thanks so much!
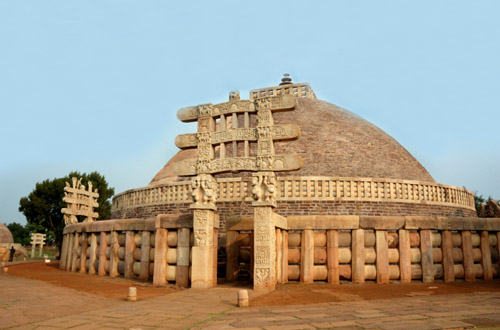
[153,228,168,286]
[71,232,80,272]
[213,227,218,286]
[420,230,434,283]
[300,229,314,283]
[98,232,108,276]
[281,231,288,284]
[109,231,120,278]
[225,230,240,281]
[88,233,98,275]
[139,231,151,280]
[124,231,136,278]
[79,232,88,274]
[253,206,276,290]
[376,230,389,284]
[275,228,282,284]
[250,231,254,281]
[327,230,339,284]
[399,229,411,283]
[480,231,493,281]
[442,230,455,282]
[352,229,365,283]
[60,234,68,270]
[31,242,35,258]
[39,237,43,257]
[65,233,74,271]
[462,231,474,282]
[191,209,216,288]
[176,228,190,287]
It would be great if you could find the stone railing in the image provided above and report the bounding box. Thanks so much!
[112,176,476,212]
[250,82,316,100]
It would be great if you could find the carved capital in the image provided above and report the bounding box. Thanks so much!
[251,172,278,207]
[190,174,217,210]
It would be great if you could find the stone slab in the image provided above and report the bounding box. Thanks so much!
[287,216,359,230]
[156,214,193,229]
[226,217,254,231]
[360,216,405,230]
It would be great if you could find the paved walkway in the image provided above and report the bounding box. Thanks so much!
[1,273,500,330]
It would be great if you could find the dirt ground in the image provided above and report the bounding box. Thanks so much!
[7,261,177,301]
[7,261,500,307]
[251,279,500,307]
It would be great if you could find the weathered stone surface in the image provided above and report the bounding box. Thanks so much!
[360,216,405,230]
[287,216,359,230]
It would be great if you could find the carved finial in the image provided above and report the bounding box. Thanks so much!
[279,73,293,85]
[229,90,240,101]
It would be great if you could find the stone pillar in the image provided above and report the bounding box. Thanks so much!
[139,231,151,280]
[327,230,339,284]
[420,230,434,283]
[375,230,389,284]
[176,228,190,287]
[153,228,168,286]
[226,230,240,281]
[442,230,455,282]
[281,230,288,284]
[60,234,68,270]
[124,231,136,278]
[399,229,411,283]
[88,233,98,275]
[97,232,108,276]
[109,231,120,278]
[191,209,216,288]
[480,231,493,281]
[461,230,475,282]
[300,229,314,283]
[71,232,80,272]
[352,229,365,284]
[253,206,276,290]
[79,232,88,274]
[65,233,74,271]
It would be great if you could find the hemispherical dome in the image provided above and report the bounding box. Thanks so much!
[0,223,14,243]
[150,98,434,184]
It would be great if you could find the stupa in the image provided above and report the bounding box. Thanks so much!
[60,76,498,290]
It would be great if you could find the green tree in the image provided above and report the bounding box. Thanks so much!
[19,171,114,254]
[7,222,29,244]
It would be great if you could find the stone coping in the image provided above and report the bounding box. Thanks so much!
[63,214,195,234]
[111,176,475,212]
[226,215,500,231]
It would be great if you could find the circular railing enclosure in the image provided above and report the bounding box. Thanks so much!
[112,176,475,214]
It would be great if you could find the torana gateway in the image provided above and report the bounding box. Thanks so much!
[60,76,500,290]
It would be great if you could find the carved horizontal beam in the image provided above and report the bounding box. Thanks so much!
[61,207,99,218]
[175,124,301,149]
[63,197,99,208]
[173,154,303,176]
[176,94,297,122]
[64,187,99,198]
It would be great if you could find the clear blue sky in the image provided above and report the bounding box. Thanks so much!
[1,1,499,225]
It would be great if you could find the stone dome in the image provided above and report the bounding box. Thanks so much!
[150,98,434,185]
[0,223,14,243]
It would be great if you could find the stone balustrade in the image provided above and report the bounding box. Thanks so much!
[226,215,500,285]
[112,176,475,213]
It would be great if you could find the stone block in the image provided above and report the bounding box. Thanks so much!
[360,216,405,230]
[226,217,253,231]
[287,215,359,230]
[156,214,193,229]
[191,246,214,288]
[405,216,448,230]
[447,217,487,231]
[486,218,500,231]
[91,220,114,232]
[112,219,146,231]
